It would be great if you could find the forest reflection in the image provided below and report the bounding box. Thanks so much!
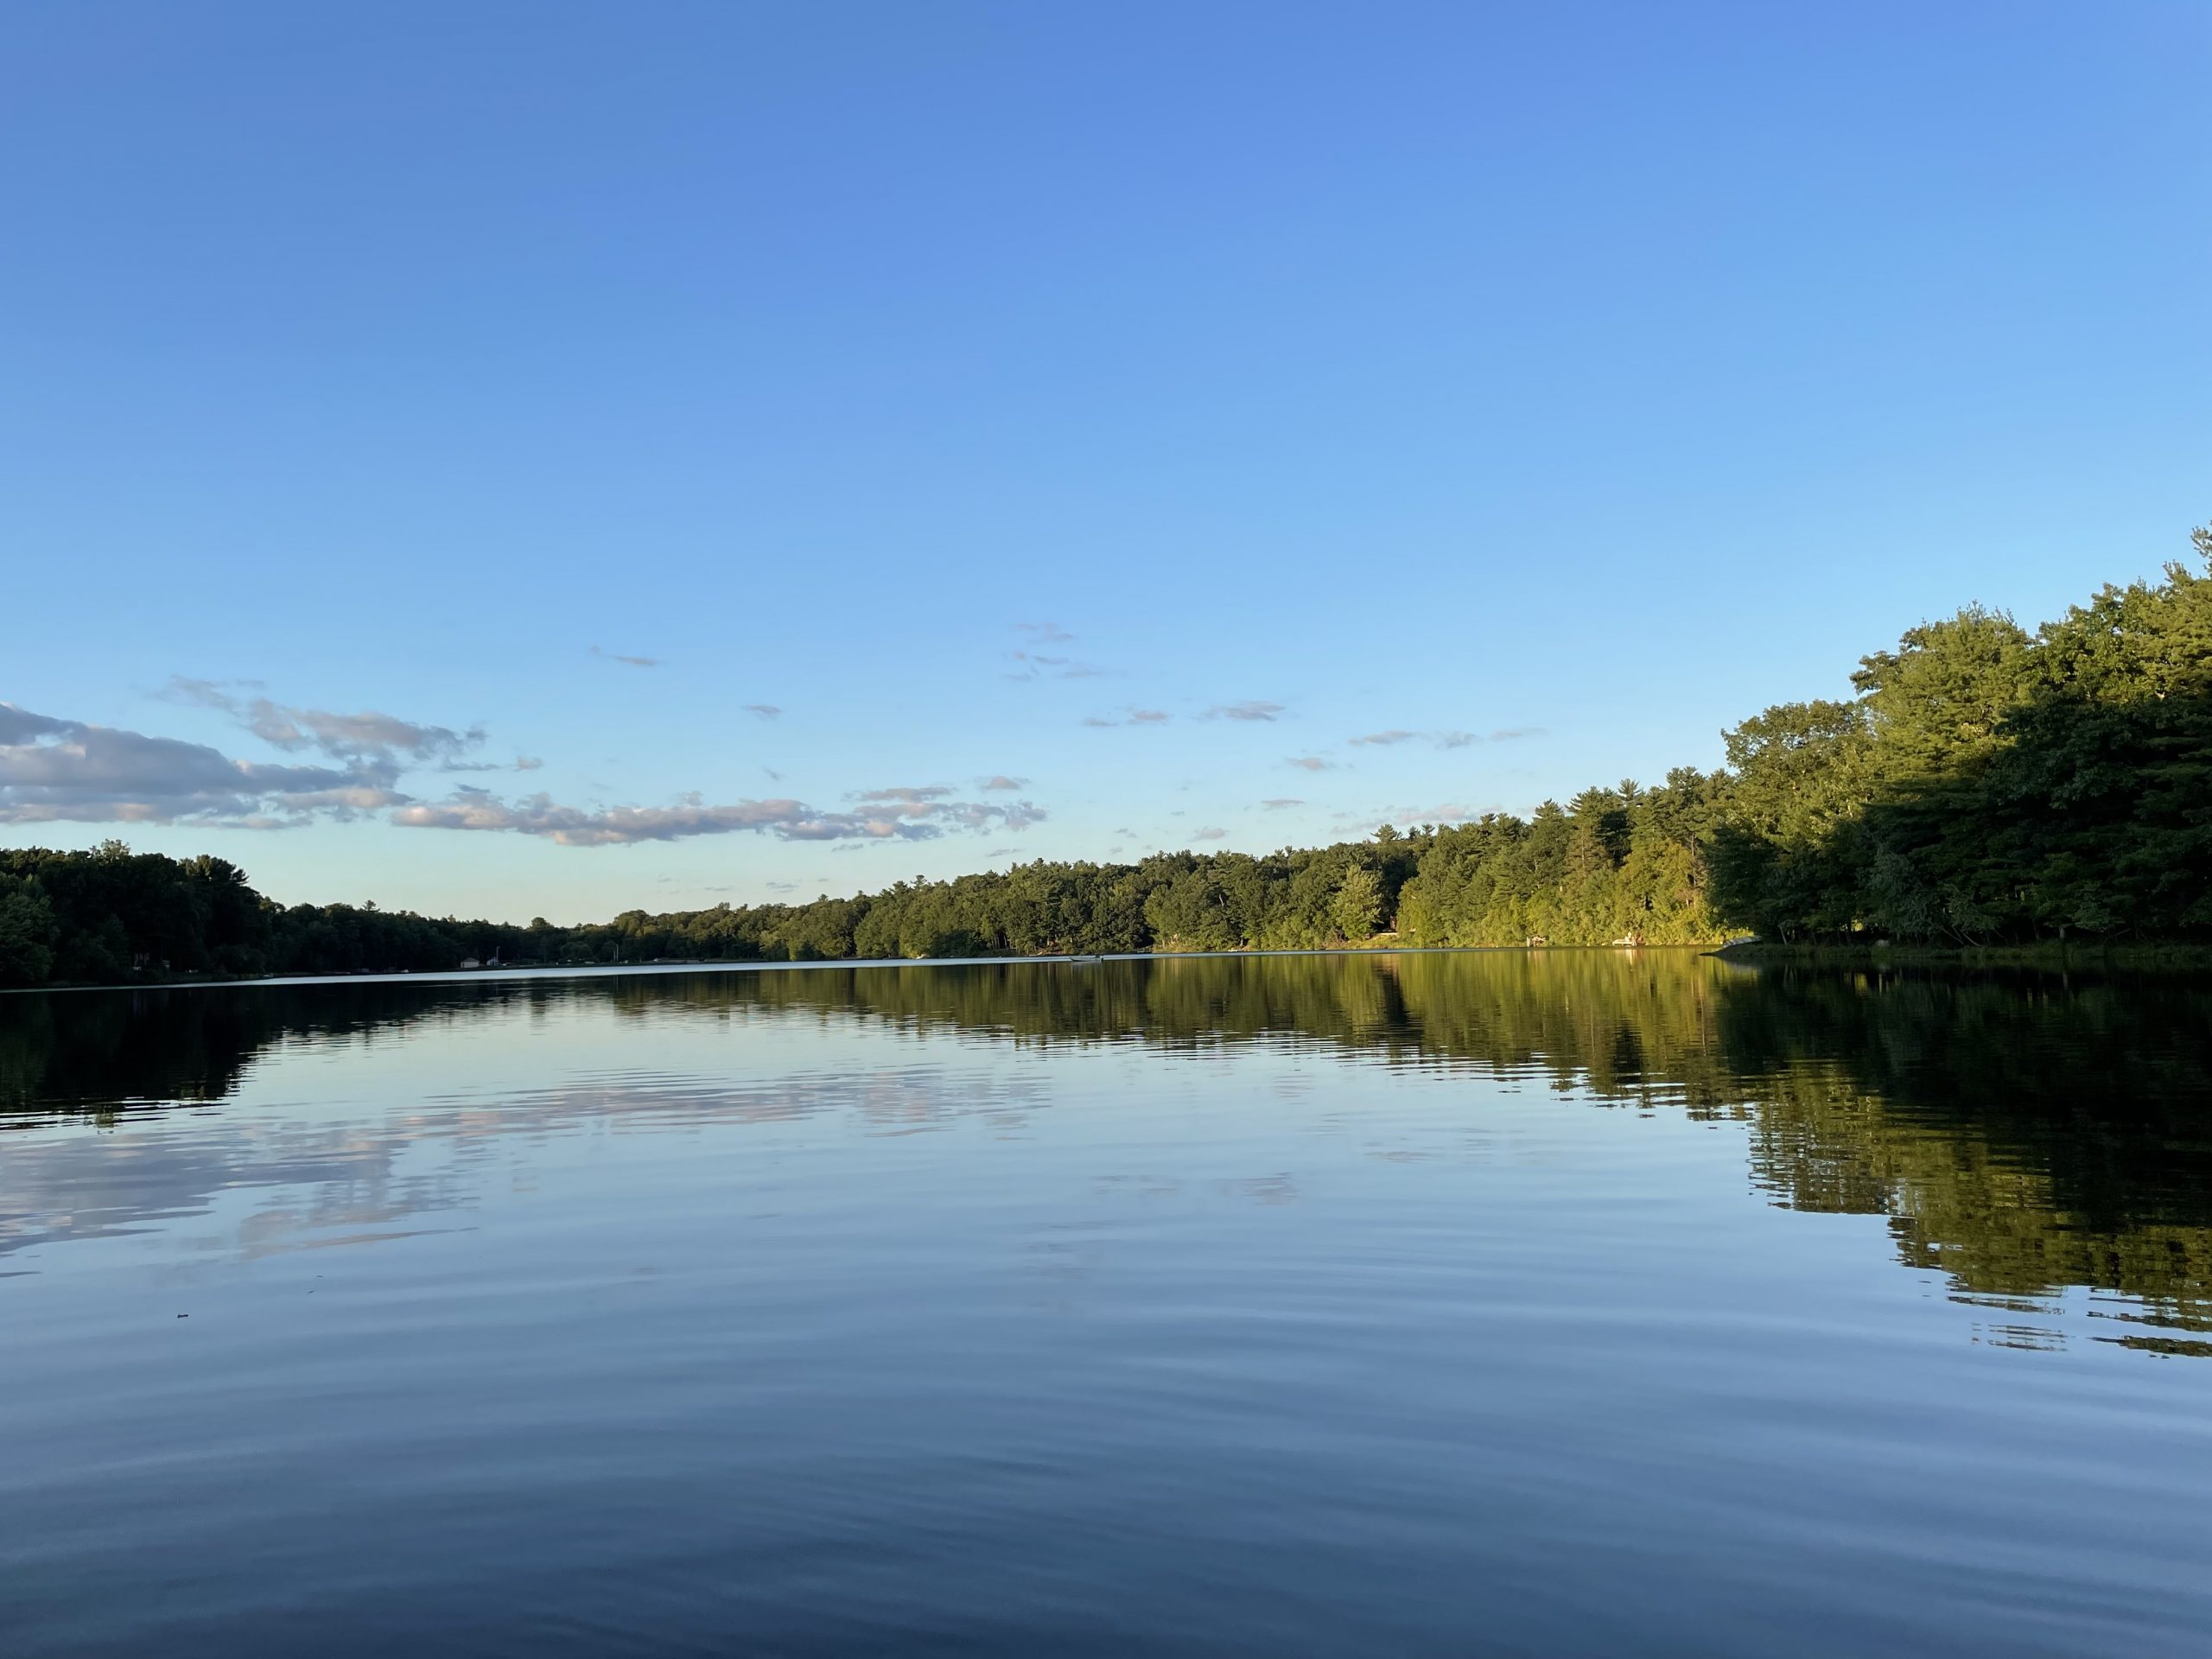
[4,950,2209,1349]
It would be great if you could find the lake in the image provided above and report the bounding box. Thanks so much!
[3,950,2209,1656]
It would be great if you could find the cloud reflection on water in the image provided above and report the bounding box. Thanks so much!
[3,952,2210,1351]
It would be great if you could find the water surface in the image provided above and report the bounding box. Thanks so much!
[3,950,2209,1656]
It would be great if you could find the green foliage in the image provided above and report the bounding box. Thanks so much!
[1332,862,1385,942]
[0,878,59,987]
[1710,524,2212,944]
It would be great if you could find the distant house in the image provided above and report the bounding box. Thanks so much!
[459,957,481,970]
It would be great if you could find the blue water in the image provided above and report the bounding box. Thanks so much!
[3,951,2208,1656]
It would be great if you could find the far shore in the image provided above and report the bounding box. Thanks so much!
[15,937,2212,995]
[3,941,1695,996]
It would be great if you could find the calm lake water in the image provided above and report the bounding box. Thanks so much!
[3,950,2209,1656]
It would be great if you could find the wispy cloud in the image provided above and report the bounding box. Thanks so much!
[853,785,952,804]
[1336,803,1492,832]
[1261,798,1305,809]
[1205,700,1286,722]
[1348,725,1542,748]
[1005,623,1109,680]
[1287,754,1336,772]
[3,701,409,828]
[940,801,1048,832]
[846,784,1046,832]
[1007,651,1109,681]
[167,674,268,695]
[590,646,663,669]
[1350,728,1487,750]
[980,774,1027,791]
[72,680,1057,849]
[1384,804,1489,825]
[167,677,483,769]
[1083,707,1171,728]
[742,703,781,720]
[1195,826,1227,841]
[394,785,1047,847]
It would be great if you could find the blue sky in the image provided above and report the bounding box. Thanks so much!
[3,2,2206,923]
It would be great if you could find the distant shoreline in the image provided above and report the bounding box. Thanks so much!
[3,941,1720,996]
[20,937,2212,998]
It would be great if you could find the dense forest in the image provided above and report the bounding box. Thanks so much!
[2,530,2207,988]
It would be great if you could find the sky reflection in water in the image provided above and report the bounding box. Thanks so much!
[2,951,2209,1656]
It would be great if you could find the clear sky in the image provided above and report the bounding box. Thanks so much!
[3,2,2206,923]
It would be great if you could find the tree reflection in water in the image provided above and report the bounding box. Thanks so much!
[4,950,2208,1348]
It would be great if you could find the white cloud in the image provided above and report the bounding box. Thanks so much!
[1,702,407,827]
[1205,700,1286,722]
[853,785,953,805]
[167,676,483,767]
[1008,650,1109,681]
[1349,728,1484,750]
[15,682,1059,852]
[392,785,1046,847]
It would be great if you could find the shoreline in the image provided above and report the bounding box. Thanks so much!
[16,937,2212,996]
[3,941,1711,996]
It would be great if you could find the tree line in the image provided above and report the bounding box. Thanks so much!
[2,527,2206,987]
